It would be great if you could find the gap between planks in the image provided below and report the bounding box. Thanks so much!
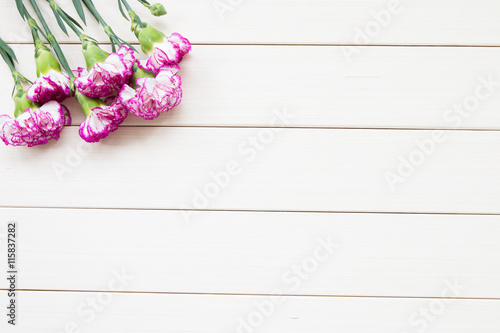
[6,42,500,48]
[2,289,500,302]
[2,206,500,217]
[59,124,500,131]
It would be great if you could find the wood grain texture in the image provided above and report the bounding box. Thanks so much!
[0,127,499,214]
[3,45,500,129]
[0,208,499,298]
[1,2,500,330]
[3,0,500,45]
[1,291,500,332]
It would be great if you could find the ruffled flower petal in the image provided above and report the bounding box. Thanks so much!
[146,33,191,75]
[119,69,182,120]
[62,105,72,126]
[170,33,192,55]
[79,102,128,143]
[74,46,136,99]
[117,45,136,69]
[0,101,67,147]
[74,67,88,78]
[27,69,71,105]
[32,101,65,136]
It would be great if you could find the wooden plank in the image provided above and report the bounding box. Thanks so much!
[0,208,499,298]
[3,1,500,45]
[0,127,499,213]
[3,45,500,129]
[1,291,500,332]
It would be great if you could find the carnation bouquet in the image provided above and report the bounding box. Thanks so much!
[0,0,191,146]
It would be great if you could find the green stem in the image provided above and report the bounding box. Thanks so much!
[27,18,42,44]
[82,0,122,49]
[46,0,83,38]
[138,0,151,9]
[12,71,32,86]
[12,72,24,89]
[129,10,146,28]
[28,0,51,36]
[82,0,108,27]
[62,18,83,38]
[119,0,134,12]
[119,0,147,28]
[28,0,74,79]
[16,4,49,45]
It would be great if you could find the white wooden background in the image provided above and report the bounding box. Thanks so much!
[1,1,500,332]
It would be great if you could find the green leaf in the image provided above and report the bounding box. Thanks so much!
[18,73,32,85]
[27,17,49,43]
[51,45,68,69]
[15,0,26,20]
[0,49,11,66]
[54,12,69,36]
[36,26,49,42]
[118,0,129,21]
[86,35,99,44]
[0,38,18,74]
[4,47,18,63]
[109,36,116,52]
[0,38,18,63]
[48,5,70,36]
[72,0,86,24]
[61,8,84,30]
[122,40,137,52]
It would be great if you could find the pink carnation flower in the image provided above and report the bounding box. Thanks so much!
[118,45,136,69]
[118,67,182,120]
[146,33,191,75]
[62,105,72,126]
[74,46,136,99]
[79,102,128,143]
[0,101,69,147]
[27,69,71,105]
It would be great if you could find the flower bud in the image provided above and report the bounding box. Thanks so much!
[13,85,35,118]
[80,35,109,70]
[34,40,62,76]
[132,23,166,54]
[150,3,167,16]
